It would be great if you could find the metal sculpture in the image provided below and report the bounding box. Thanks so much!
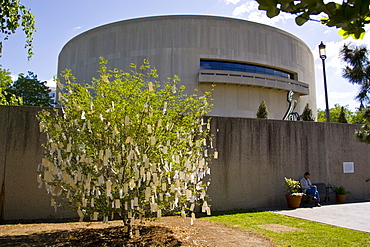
[283,90,300,121]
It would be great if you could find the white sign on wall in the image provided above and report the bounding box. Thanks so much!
[343,162,354,173]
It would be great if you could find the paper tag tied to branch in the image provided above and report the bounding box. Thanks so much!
[147,124,152,133]
[148,81,153,91]
[106,180,112,196]
[163,102,167,113]
[150,136,156,145]
[191,212,195,225]
[125,116,130,125]
[77,208,84,222]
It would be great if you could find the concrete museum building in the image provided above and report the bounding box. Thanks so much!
[6,16,370,221]
[58,15,317,119]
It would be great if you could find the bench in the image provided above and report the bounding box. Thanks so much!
[312,183,336,203]
[301,193,315,206]
[301,183,335,207]
[301,183,336,207]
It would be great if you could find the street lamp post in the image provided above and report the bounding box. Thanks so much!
[319,41,330,122]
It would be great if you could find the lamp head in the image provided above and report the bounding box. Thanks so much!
[319,41,326,60]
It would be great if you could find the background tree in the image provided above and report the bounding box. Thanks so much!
[256,100,268,119]
[0,0,36,59]
[338,106,348,123]
[351,107,366,124]
[0,65,22,105]
[340,44,370,105]
[0,65,12,89]
[301,103,314,121]
[10,71,52,106]
[317,104,365,123]
[354,106,370,143]
[255,0,370,39]
[37,59,214,236]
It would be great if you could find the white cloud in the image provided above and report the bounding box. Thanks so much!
[313,26,370,75]
[225,0,240,4]
[330,91,357,100]
[232,1,294,26]
[232,3,250,16]
[313,40,346,76]
[10,74,18,81]
[73,26,82,31]
[46,78,56,88]
[323,0,343,3]
[317,90,360,111]
[329,90,360,110]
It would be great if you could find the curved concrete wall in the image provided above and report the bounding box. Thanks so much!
[58,15,316,119]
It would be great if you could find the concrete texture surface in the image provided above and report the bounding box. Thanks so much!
[0,106,76,221]
[208,117,370,211]
[274,200,370,233]
[2,106,370,220]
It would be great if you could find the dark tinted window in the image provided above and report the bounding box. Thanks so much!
[255,66,265,74]
[235,63,246,71]
[200,61,212,69]
[223,62,235,71]
[200,60,294,79]
[281,72,290,79]
[245,65,256,73]
[265,68,274,76]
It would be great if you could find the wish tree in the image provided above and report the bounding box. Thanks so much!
[37,58,214,235]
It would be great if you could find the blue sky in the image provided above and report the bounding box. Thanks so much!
[1,0,369,111]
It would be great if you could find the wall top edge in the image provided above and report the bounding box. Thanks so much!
[58,14,309,57]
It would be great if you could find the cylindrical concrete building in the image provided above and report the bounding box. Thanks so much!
[58,15,316,119]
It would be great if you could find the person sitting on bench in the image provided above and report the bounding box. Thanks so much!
[300,172,321,207]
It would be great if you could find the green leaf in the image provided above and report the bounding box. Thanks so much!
[0,2,35,59]
[353,28,366,39]
[324,2,339,16]
[295,14,309,26]
[326,15,346,27]
[343,5,361,22]
[267,7,280,18]
[338,28,350,39]
[320,17,329,24]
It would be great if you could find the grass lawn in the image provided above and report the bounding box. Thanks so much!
[202,211,370,247]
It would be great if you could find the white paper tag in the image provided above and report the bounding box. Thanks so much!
[115,199,121,208]
[148,81,153,91]
[93,211,98,220]
[214,151,218,159]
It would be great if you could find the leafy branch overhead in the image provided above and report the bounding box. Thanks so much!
[255,0,370,39]
[0,0,36,59]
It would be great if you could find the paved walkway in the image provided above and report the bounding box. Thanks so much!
[271,200,370,233]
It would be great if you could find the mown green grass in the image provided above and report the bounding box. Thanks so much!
[201,211,370,247]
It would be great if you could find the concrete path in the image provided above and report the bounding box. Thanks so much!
[273,200,370,233]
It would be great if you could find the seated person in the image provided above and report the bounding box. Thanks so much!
[300,172,321,207]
